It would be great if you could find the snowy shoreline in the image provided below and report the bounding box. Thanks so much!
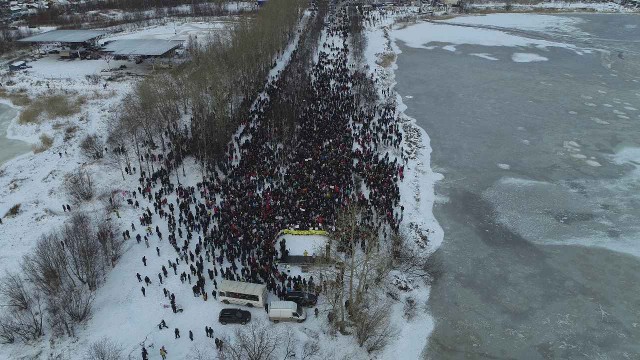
[364,12,445,358]
[0,98,32,144]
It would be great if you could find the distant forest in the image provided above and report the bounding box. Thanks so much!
[25,0,249,27]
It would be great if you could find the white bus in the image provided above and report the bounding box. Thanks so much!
[218,280,268,308]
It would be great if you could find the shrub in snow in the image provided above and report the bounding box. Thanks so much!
[64,168,95,203]
[352,300,396,353]
[403,296,416,320]
[80,134,105,160]
[32,133,53,154]
[4,203,21,218]
[391,274,413,292]
[64,125,79,142]
[15,214,122,339]
[84,337,124,360]
[0,272,44,343]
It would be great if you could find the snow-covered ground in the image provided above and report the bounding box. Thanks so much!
[101,19,234,45]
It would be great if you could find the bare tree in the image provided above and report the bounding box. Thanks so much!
[60,278,94,323]
[0,274,44,342]
[281,327,296,359]
[225,320,280,360]
[351,299,396,353]
[106,125,130,180]
[96,218,123,267]
[65,168,95,203]
[22,233,68,296]
[46,294,74,338]
[61,213,102,290]
[0,316,16,343]
[84,337,124,360]
[301,339,320,360]
[103,54,114,71]
[0,272,31,311]
[188,343,217,360]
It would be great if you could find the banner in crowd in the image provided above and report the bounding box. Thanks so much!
[280,229,329,236]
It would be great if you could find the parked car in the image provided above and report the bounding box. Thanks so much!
[283,291,317,307]
[218,308,251,325]
[268,301,306,323]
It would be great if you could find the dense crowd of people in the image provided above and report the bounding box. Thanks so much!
[127,6,405,358]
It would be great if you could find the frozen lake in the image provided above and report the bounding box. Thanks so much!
[0,103,30,166]
[393,13,640,359]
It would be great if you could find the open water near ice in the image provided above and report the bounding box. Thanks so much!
[394,13,640,359]
[0,103,29,166]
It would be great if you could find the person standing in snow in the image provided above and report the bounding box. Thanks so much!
[142,256,147,266]
[174,328,180,339]
[159,346,167,360]
[141,346,148,360]
[189,330,193,341]
[141,286,146,297]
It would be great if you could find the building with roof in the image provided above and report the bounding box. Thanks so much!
[100,39,183,58]
[18,30,107,45]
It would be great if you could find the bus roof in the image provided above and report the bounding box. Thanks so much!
[219,280,266,296]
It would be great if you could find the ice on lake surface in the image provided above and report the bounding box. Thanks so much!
[393,12,640,359]
[0,104,30,166]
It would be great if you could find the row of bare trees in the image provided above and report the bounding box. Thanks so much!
[189,320,320,360]
[0,214,123,343]
[112,0,304,177]
[24,0,251,28]
[312,205,397,353]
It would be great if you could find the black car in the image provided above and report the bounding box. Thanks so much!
[284,291,318,307]
[218,308,251,325]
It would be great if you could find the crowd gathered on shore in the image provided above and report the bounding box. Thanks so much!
[117,7,405,358]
